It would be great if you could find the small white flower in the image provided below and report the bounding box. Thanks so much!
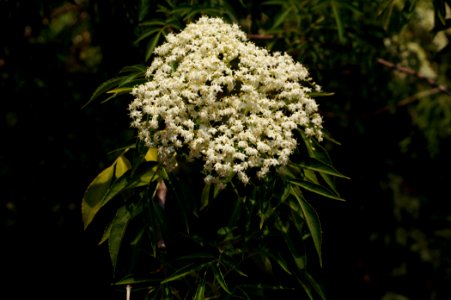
[130,16,324,185]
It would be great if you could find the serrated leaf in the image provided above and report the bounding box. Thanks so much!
[291,186,322,267]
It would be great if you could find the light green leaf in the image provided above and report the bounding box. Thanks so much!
[82,162,115,229]
[105,87,134,96]
[144,147,158,161]
[126,165,159,189]
[115,155,131,178]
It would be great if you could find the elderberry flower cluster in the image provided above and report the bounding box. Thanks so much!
[129,16,323,186]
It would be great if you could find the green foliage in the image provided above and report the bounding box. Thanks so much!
[82,131,346,298]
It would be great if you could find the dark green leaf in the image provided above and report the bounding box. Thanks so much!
[290,180,345,201]
[83,77,124,108]
[193,271,206,300]
[212,264,233,295]
[304,271,327,300]
[271,6,292,29]
[161,262,209,284]
[299,157,350,179]
[146,31,162,61]
[291,186,323,267]
[108,204,141,271]
[200,183,211,211]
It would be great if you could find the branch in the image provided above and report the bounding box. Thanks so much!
[377,58,451,96]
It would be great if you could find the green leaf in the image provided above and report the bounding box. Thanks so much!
[331,0,345,43]
[115,155,131,178]
[146,31,162,61]
[82,155,131,230]
[291,186,323,267]
[108,204,141,271]
[138,20,167,27]
[290,180,345,201]
[228,197,242,228]
[261,249,292,275]
[212,264,233,295]
[82,77,124,108]
[161,262,210,284]
[119,64,147,74]
[434,0,447,26]
[82,162,115,229]
[251,252,273,274]
[296,277,316,300]
[304,271,327,300]
[144,147,158,162]
[135,27,164,44]
[200,183,211,211]
[271,6,292,29]
[193,271,206,300]
[299,157,350,179]
[126,165,159,189]
[104,87,134,97]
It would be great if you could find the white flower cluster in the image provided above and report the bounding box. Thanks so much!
[130,16,323,185]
